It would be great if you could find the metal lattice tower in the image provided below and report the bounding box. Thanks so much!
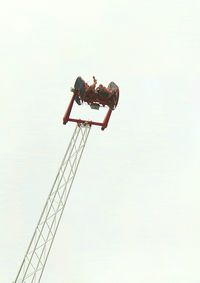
[14,123,91,283]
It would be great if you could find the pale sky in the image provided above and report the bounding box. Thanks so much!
[1,0,200,282]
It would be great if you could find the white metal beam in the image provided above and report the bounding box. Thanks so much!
[14,123,91,283]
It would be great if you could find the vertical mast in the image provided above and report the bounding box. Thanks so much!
[14,123,91,283]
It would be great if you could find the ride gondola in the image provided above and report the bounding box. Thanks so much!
[73,76,119,110]
[63,76,120,130]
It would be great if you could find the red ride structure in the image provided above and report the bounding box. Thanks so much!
[63,76,119,130]
[14,76,119,283]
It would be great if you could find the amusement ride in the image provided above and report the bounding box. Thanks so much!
[14,76,120,283]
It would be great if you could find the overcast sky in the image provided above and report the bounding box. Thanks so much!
[1,0,200,282]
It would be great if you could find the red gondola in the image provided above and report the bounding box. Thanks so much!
[73,76,119,110]
[63,76,120,130]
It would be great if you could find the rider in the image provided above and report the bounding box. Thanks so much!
[96,83,112,98]
[84,76,97,97]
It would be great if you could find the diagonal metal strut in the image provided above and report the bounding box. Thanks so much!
[14,123,91,283]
